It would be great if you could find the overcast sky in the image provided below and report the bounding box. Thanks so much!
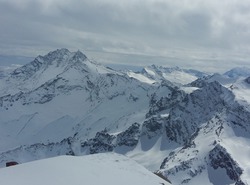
[1,0,250,72]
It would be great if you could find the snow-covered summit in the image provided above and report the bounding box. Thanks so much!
[0,153,170,185]
[138,65,207,85]
[224,67,250,78]
[10,48,88,79]
[0,49,119,97]
[0,49,153,151]
[38,48,71,62]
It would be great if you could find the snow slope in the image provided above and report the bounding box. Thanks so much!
[226,77,250,108]
[0,49,154,151]
[0,153,170,185]
[127,70,157,84]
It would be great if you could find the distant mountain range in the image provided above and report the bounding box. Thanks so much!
[0,49,250,185]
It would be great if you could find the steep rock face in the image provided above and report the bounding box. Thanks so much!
[93,73,140,101]
[81,122,141,154]
[116,122,141,147]
[189,75,211,88]
[81,130,115,154]
[159,135,206,184]
[10,58,44,79]
[154,79,250,184]
[165,81,234,144]
[245,76,250,84]
[146,81,185,118]
[159,117,248,185]
[141,117,163,139]
[209,144,244,184]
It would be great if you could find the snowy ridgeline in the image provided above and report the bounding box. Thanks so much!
[1,49,250,185]
[0,153,170,185]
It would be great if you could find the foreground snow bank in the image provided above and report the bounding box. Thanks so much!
[0,153,170,185]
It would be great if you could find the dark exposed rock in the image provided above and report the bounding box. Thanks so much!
[209,144,243,183]
[160,155,206,180]
[116,123,140,147]
[81,130,115,154]
[188,76,210,88]
[11,58,43,79]
[165,81,235,144]
[81,123,141,153]
[141,117,163,139]
[245,77,250,84]
[147,85,185,118]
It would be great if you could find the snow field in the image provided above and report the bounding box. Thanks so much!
[0,153,170,185]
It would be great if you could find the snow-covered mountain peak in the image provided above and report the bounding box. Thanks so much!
[38,48,88,69]
[11,48,87,76]
[139,65,207,85]
[42,48,71,61]
[0,49,95,96]
[71,50,87,61]
[150,65,180,72]
[10,49,78,79]
[224,67,250,78]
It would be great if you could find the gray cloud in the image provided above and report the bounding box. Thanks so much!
[1,0,250,72]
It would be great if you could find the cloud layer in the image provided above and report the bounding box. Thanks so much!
[1,0,250,71]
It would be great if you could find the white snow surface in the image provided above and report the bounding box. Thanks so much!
[127,71,157,84]
[0,153,170,185]
[141,65,205,85]
[229,77,250,108]
[162,71,197,85]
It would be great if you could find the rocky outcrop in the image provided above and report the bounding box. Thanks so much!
[81,130,115,154]
[141,117,163,139]
[116,123,140,147]
[209,144,244,184]
[165,81,235,144]
[244,76,250,84]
